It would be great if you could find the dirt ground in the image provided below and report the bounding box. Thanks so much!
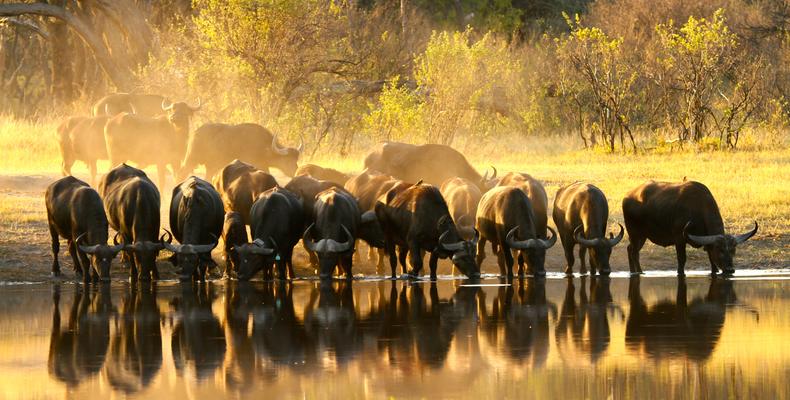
[0,173,787,283]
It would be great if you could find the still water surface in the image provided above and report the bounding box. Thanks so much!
[0,273,788,399]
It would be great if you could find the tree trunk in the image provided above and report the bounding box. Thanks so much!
[48,0,74,108]
[0,2,132,91]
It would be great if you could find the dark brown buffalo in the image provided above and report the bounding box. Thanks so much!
[104,100,200,188]
[222,211,248,278]
[45,176,123,281]
[92,93,167,117]
[476,186,556,278]
[101,164,166,280]
[303,188,383,280]
[622,180,758,275]
[363,141,497,191]
[553,182,624,276]
[375,182,480,280]
[295,163,350,185]
[440,177,481,240]
[212,159,278,224]
[179,123,304,180]
[165,177,224,281]
[58,116,110,186]
[235,187,304,280]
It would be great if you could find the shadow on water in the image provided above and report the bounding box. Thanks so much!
[34,273,779,398]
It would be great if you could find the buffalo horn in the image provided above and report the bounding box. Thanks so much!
[438,229,465,251]
[684,222,722,246]
[161,99,173,111]
[189,98,202,111]
[249,238,275,255]
[733,221,758,244]
[271,133,289,155]
[298,135,305,153]
[574,225,601,247]
[607,223,625,247]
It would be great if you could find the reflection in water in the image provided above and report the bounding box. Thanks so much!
[105,282,162,394]
[483,279,555,366]
[170,283,227,380]
[555,277,622,362]
[48,284,114,387]
[31,276,783,398]
[625,276,736,361]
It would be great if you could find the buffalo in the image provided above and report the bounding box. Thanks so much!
[440,177,481,240]
[104,99,200,188]
[622,180,758,275]
[221,211,248,278]
[165,177,224,281]
[101,164,166,280]
[212,159,278,224]
[57,116,110,186]
[303,188,382,279]
[179,123,304,180]
[496,172,551,272]
[235,187,304,280]
[553,182,624,276]
[375,182,480,280]
[363,141,497,191]
[295,163,351,185]
[92,93,169,117]
[476,186,557,278]
[45,176,123,281]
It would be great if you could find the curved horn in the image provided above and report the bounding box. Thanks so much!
[360,210,378,224]
[297,134,305,153]
[607,223,625,247]
[161,99,173,111]
[76,232,99,254]
[250,238,275,255]
[538,227,558,249]
[684,222,722,246]
[110,232,125,253]
[439,229,464,251]
[302,223,318,252]
[574,225,601,248]
[160,229,174,244]
[190,241,217,253]
[104,103,111,116]
[326,225,353,253]
[271,133,289,156]
[471,228,480,245]
[733,221,758,244]
[505,226,543,250]
[189,98,202,111]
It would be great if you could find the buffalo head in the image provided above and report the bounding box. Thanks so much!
[437,224,480,279]
[270,133,304,176]
[684,221,758,274]
[123,233,168,280]
[162,99,201,133]
[303,223,354,279]
[505,226,557,276]
[163,230,218,281]
[234,238,277,281]
[574,224,624,276]
[76,232,125,281]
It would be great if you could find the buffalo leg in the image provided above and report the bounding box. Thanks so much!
[77,248,92,283]
[476,237,487,267]
[61,156,74,177]
[276,258,288,281]
[88,160,97,188]
[129,254,139,281]
[49,225,61,277]
[407,241,423,278]
[579,246,589,275]
[398,247,409,274]
[561,234,575,275]
[627,236,646,274]
[503,246,515,279]
[286,251,296,280]
[675,242,687,277]
[67,240,83,277]
[516,251,526,278]
[386,242,398,279]
[341,254,354,280]
[707,253,720,276]
[428,252,440,281]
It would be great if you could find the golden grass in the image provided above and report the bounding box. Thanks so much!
[1,116,788,238]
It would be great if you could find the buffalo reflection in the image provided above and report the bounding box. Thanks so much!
[105,282,162,394]
[555,277,622,363]
[482,278,556,366]
[625,276,739,361]
[170,283,226,380]
[48,284,114,387]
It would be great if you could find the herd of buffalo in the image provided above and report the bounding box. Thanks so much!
[47,93,759,283]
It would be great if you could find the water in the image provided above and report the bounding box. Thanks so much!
[0,273,788,399]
